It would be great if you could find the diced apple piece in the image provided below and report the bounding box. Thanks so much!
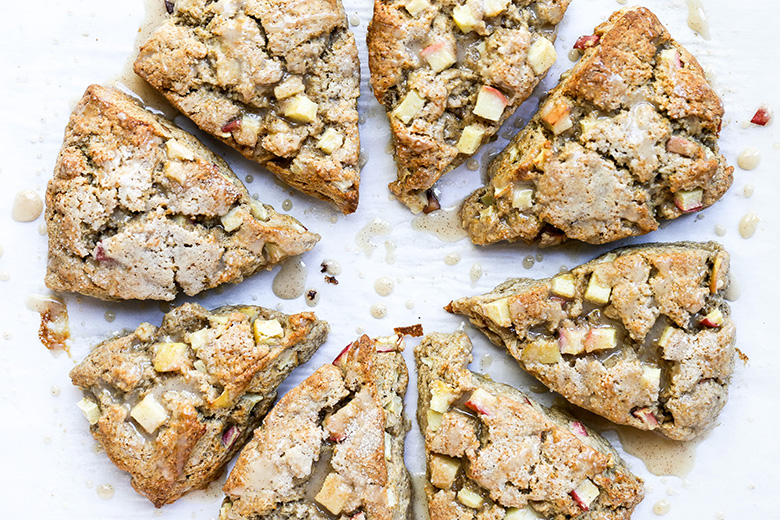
[660,48,682,70]
[504,506,542,520]
[632,407,659,427]
[429,380,458,413]
[558,326,587,355]
[220,206,245,232]
[253,319,284,344]
[710,255,724,294]
[458,488,484,509]
[527,37,557,75]
[393,90,426,124]
[751,105,772,126]
[464,388,498,415]
[521,340,562,364]
[641,365,661,389]
[452,4,480,33]
[239,115,262,142]
[165,139,195,161]
[457,124,485,154]
[384,432,393,461]
[674,188,703,213]
[77,398,101,425]
[153,342,190,372]
[315,473,353,515]
[421,42,457,72]
[430,454,460,489]
[570,421,588,438]
[404,0,430,16]
[188,328,209,352]
[666,135,698,157]
[540,100,572,135]
[571,478,600,511]
[474,86,509,122]
[211,389,232,408]
[584,275,611,304]
[274,76,305,100]
[657,326,676,348]
[580,118,598,134]
[512,188,534,210]
[551,273,576,299]
[701,308,724,328]
[193,360,207,373]
[584,327,617,352]
[283,94,319,123]
[427,409,444,431]
[317,128,344,154]
[532,148,551,168]
[483,298,512,327]
[573,35,600,50]
[484,0,510,16]
[130,394,169,434]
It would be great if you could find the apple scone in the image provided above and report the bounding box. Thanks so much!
[367,0,572,213]
[134,0,361,213]
[461,7,733,246]
[416,332,644,520]
[45,85,320,301]
[220,334,411,520]
[448,242,737,441]
[70,303,328,507]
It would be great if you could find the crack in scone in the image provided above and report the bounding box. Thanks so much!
[416,332,644,519]
[45,85,319,301]
[367,0,572,213]
[461,7,733,247]
[448,241,737,441]
[134,0,361,213]
[220,335,411,520]
[70,303,328,507]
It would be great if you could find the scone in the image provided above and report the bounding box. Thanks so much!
[70,303,328,507]
[416,332,644,519]
[461,7,733,246]
[46,85,319,301]
[448,242,737,441]
[367,0,572,213]
[134,0,361,214]
[220,334,411,520]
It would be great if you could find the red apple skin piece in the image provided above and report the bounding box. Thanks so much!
[571,421,588,437]
[333,342,354,366]
[673,192,703,213]
[751,106,772,126]
[700,312,724,328]
[221,118,242,133]
[631,408,659,427]
[571,489,591,511]
[482,86,508,107]
[464,389,497,416]
[573,35,599,50]
[666,135,698,157]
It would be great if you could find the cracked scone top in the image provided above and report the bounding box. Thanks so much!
[45,85,319,301]
[70,303,328,507]
[220,334,411,520]
[461,7,733,246]
[134,0,361,214]
[416,332,643,520]
[367,0,571,213]
[448,242,737,441]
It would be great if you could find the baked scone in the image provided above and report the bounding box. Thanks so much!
[45,85,319,301]
[367,0,572,213]
[134,0,361,214]
[416,332,644,519]
[461,7,733,246]
[448,242,736,441]
[70,303,328,507]
[220,334,411,520]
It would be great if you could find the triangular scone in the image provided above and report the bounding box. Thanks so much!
[134,0,360,214]
[416,332,644,519]
[221,334,411,520]
[45,85,320,301]
[448,242,737,441]
[367,0,572,213]
[462,7,733,246]
[70,303,328,507]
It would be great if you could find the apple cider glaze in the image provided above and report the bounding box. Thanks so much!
[411,207,468,242]
[272,258,308,300]
[11,190,44,222]
[738,212,760,239]
[356,218,393,258]
[27,294,70,356]
[737,146,761,170]
[686,0,711,40]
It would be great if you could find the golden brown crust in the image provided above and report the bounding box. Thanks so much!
[134,0,361,213]
[367,0,572,213]
[462,7,733,246]
[46,85,320,301]
[70,303,328,507]
[448,241,736,441]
